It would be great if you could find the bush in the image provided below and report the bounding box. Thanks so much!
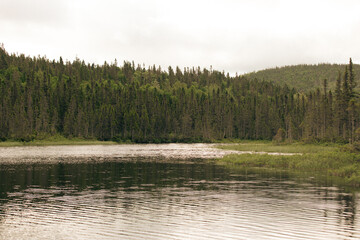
[112,135,123,143]
[273,128,285,143]
[340,143,360,153]
[17,134,35,142]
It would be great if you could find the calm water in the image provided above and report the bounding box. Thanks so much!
[0,144,359,239]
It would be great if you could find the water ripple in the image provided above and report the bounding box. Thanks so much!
[0,148,359,239]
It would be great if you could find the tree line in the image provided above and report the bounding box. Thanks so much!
[0,46,358,143]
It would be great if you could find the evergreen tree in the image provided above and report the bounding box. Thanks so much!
[0,47,358,143]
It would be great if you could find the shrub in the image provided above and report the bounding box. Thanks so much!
[273,128,285,143]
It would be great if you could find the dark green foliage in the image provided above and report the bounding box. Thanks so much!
[0,48,358,143]
[273,128,285,143]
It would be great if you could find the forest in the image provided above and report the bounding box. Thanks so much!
[0,45,359,143]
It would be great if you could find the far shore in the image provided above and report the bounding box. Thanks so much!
[0,139,118,147]
[0,137,266,147]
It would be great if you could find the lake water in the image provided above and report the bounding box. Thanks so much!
[0,144,359,239]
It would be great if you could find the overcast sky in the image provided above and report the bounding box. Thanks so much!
[1,0,360,74]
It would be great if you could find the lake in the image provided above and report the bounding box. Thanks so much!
[0,144,359,239]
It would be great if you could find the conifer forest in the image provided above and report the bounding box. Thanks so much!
[0,46,358,143]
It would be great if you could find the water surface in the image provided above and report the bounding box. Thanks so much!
[0,144,359,239]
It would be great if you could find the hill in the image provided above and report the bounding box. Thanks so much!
[244,63,360,92]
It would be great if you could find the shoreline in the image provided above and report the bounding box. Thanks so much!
[0,139,276,147]
[0,140,118,147]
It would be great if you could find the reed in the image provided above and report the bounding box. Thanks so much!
[216,142,360,186]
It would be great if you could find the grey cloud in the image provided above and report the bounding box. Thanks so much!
[2,0,360,75]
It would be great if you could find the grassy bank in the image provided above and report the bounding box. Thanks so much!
[216,142,360,186]
[0,135,217,147]
[216,141,339,153]
[0,135,117,147]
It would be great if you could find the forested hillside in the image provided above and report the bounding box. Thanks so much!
[245,63,360,92]
[0,46,359,143]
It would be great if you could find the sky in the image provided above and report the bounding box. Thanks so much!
[1,0,360,75]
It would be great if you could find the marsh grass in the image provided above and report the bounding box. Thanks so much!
[216,141,339,153]
[217,142,360,186]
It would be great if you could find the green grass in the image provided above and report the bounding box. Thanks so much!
[216,141,360,187]
[0,135,117,147]
[216,141,339,153]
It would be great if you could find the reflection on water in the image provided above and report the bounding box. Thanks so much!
[0,146,359,239]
